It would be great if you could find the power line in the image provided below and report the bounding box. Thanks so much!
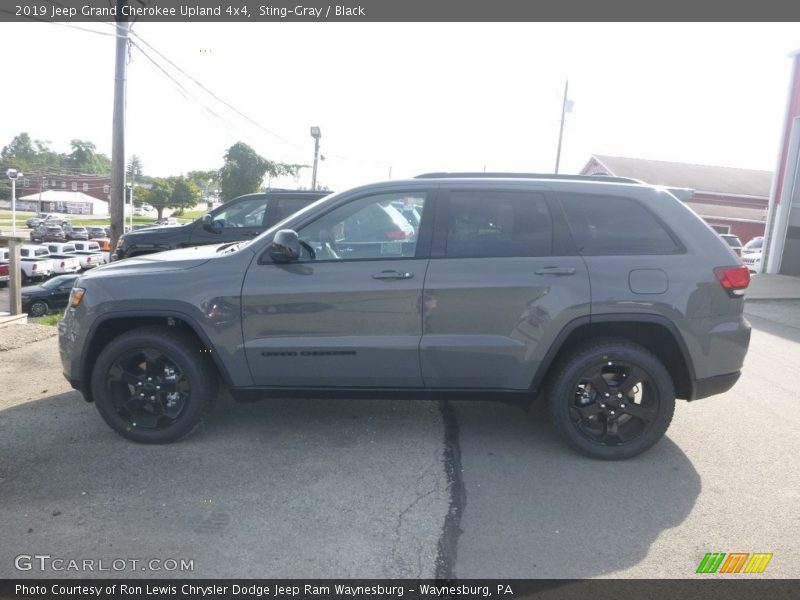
[129,30,301,149]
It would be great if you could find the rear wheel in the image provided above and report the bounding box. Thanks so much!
[547,340,675,460]
[90,326,217,443]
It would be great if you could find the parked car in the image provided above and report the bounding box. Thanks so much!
[0,262,8,285]
[86,226,107,239]
[22,274,80,317]
[63,224,90,241]
[719,233,743,256]
[0,246,54,283]
[133,207,147,217]
[156,217,181,226]
[113,190,330,260]
[26,213,52,228]
[743,236,764,253]
[91,238,113,263]
[741,236,764,273]
[60,173,751,459]
[30,225,67,243]
[28,213,70,228]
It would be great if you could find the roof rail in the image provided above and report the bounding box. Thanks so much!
[413,172,643,185]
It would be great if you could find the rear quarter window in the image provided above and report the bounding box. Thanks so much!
[560,193,681,255]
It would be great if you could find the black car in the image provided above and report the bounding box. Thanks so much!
[22,274,80,317]
[113,190,330,260]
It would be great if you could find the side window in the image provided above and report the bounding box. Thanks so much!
[561,194,681,255]
[444,191,552,258]
[297,192,426,261]
[213,197,267,228]
[274,197,315,224]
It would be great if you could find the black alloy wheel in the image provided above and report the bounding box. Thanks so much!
[548,340,675,460]
[91,326,217,443]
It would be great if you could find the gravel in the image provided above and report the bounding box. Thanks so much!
[0,323,58,351]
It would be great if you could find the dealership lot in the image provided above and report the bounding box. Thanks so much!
[0,300,798,578]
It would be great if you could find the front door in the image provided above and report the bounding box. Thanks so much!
[241,190,432,388]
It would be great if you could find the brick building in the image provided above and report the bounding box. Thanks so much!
[580,155,770,244]
[15,172,112,204]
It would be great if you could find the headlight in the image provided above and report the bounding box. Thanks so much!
[69,287,86,308]
[116,237,125,249]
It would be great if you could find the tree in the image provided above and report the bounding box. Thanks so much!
[218,142,305,201]
[1,132,38,170]
[167,176,200,216]
[126,155,143,180]
[142,178,174,221]
[65,139,111,173]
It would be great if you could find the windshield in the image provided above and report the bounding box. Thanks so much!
[41,276,77,290]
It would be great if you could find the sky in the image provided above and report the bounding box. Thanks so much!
[0,22,797,191]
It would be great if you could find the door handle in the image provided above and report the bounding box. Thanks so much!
[372,270,414,280]
[535,266,576,276]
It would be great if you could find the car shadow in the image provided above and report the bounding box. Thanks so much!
[451,400,701,578]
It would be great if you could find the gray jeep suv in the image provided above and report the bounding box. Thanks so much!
[59,174,751,459]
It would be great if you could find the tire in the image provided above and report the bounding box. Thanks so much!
[547,339,675,460]
[29,300,49,317]
[90,325,217,443]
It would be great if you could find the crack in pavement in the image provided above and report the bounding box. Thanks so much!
[434,399,466,579]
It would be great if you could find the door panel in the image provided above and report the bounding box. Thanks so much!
[421,257,589,389]
[241,189,432,388]
[242,259,427,387]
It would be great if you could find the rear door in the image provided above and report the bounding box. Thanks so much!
[420,186,590,390]
[241,188,433,387]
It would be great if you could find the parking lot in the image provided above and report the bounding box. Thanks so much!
[0,297,798,578]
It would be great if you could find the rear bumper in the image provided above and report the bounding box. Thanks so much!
[690,371,741,400]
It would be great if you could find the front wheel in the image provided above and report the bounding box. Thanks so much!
[547,340,675,460]
[90,326,217,443]
[28,300,49,317]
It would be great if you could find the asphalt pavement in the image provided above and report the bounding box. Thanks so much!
[1,285,799,579]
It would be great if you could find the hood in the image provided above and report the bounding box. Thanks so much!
[82,243,242,279]
[122,223,191,243]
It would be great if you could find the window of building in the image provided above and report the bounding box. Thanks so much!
[83,183,89,192]
[103,185,110,194]
[71,182,78,191]
[61,181,66,189]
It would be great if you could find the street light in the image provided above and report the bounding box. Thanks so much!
[310,126,321,191]
[6,168,23,235]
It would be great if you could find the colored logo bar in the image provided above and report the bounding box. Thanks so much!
[696,553,773,574]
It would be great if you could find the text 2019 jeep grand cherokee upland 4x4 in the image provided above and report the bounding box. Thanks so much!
[59,174,751,459]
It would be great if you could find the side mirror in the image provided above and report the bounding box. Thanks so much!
[269,229,301,263]
[201,213,223,234]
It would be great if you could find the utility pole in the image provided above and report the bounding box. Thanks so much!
[110,1,130,250]
[554,79,569,174]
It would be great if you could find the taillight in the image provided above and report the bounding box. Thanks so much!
[386,229,408,241]
[87,257,92,264]
[32,264,37,271]
[714,266,750,297]
[60,261,65,268]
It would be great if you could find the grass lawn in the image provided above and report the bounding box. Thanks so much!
[0,209,191,231]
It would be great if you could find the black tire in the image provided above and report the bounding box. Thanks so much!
[547,339,675,460]
[29,300,49,317]
[90,325,217,443]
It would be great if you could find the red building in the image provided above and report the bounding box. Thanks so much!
[15,172,112,204]
[580,155,770,244]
